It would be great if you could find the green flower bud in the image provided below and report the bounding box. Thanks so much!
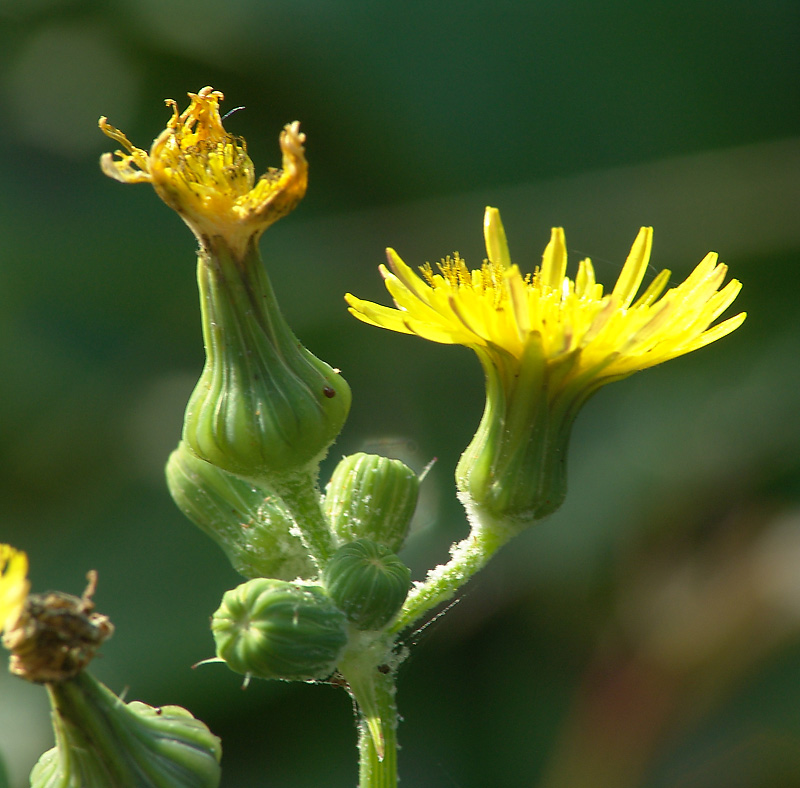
[324,453,419,552]
[166,441,315,580]
[323,539,411,631]
[212,579,348,681]
[182,236,351,484]
[30,671,221,788]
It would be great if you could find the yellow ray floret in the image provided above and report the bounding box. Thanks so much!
[345,208,745,383]
[99,87,307,257]
[0,544,29,634]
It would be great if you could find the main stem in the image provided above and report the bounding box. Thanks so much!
[338,636,399,788]
[356,669,398,788]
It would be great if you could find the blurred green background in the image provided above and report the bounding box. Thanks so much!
[1,1,799,786]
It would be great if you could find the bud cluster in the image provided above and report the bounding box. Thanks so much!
[202,447,419,683]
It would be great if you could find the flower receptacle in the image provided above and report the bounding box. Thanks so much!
[455,340,578,529]
[181,237,351,485]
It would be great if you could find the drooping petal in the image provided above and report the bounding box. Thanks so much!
[345,294,416,335]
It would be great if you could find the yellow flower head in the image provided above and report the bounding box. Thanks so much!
[346,207,745,387]
[0,544,29,634]
[99,87,307,259]
[346,208,746,524]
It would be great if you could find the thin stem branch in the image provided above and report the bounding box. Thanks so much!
[271,471,337,567]
[390,494,520,634]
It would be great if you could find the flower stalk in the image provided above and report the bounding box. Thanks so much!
[102,89,351,563]
[390,502,513,634]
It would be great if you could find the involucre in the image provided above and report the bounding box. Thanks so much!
[212,579,349,681]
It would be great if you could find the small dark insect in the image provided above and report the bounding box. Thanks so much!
[322,386,336,398]
[377,664,391,674]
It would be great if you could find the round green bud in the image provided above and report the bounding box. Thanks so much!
[324,453,419,552]
[323,539,411,631]
[212,579,348,681]
[166,441,315,580]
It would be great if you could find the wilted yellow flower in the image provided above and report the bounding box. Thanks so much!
[346,208,745,524]
[0,544,29,634]
[99,87,307,259]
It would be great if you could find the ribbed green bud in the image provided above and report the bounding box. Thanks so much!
[324,453,419,552]
[182,236,351,484]
[212,579,348,681]
[455,338,572,528]
[323,539,411,631]
[30,671,221,788]
[166,441,315,580]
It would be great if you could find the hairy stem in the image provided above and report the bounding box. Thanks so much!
[391,494,520,634]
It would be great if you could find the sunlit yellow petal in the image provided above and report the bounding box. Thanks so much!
[505,266,531,340]
[384,249,435,305]
[347,209,745,402]
[705,279,743,322]
[574,258,596,298]
[484,206,511,268]
[611,227,652,308]
[683,311,748,350]
[0,544,29,633]
[678,252,719,294]
[539,227,567,291]
[631,268,670,308]
[345,294,415,335]
[382,274,451,328]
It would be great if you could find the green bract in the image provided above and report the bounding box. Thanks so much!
[324,453,419,552]
[182,238,351,484]
[324,539,411,631]
[212,579,348,681]
[166,441,315,580]
[30,672,221,788]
